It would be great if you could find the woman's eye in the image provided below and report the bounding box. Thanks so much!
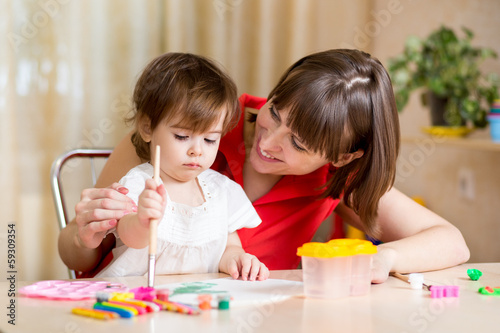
[269,105,280,122]
[291,136,307,152]
[174,134,188,141]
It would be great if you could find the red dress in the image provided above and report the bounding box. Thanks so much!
[212,94,339,269]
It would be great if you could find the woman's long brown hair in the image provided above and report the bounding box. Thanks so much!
[268,49,400,237]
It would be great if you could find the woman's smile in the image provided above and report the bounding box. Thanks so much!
[260,148,276,159]
[258,146,278,161]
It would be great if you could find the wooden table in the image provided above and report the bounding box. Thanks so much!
[1,263,498,333]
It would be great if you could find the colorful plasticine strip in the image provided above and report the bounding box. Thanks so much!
[138,299,163,312]
[71,307,118,320]
[153,299,201,315]
[121,299,160,312]
[478,286,500,296]
[107,301,147,315]
[93,302,135,318]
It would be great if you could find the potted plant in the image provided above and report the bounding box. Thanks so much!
[388,25,499,129]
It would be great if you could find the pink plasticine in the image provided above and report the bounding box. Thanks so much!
[429,285,459,298]
[130,286,156,301]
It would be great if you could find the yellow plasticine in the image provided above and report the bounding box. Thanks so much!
[118,299,149,308]
[109,292,135,301]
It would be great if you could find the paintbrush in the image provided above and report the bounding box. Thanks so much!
[391,272,459,298]
[148,145,161,288]
[391,272,430,290]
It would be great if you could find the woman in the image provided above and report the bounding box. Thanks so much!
[58,49,469,282]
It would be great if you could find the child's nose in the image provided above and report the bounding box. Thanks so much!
[188,141,202,156]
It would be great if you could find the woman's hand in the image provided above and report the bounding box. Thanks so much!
[367,187,469,283]
[224,253,270,281]
[74,183,137,249]
[58,131,145,272]
[371,247,397,284]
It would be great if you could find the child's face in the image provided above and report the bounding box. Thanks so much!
[150,110,226,183]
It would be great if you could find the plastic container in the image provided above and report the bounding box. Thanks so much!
[297,239,377,299]
[297,242,353,299]
[328,239,377,296]
[487,113,500,142]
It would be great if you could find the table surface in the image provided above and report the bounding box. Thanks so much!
[1,263,499,333]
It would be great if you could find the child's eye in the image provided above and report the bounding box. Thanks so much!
[174,134,188,141]
[204,138,217,144]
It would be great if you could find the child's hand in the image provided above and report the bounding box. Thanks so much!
[226,253,270,281]
[136,179,167,228]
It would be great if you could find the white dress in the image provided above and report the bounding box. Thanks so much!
[96,163,261,278]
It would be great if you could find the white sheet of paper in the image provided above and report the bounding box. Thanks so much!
[156,278,304,308]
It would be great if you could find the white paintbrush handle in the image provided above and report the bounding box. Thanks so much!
[148,145,161,287]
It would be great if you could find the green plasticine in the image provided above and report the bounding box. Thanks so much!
[467,268,482,281]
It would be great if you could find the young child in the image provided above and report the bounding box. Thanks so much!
[96,52,269,281]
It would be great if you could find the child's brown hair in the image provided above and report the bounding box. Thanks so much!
[128,52,240,160]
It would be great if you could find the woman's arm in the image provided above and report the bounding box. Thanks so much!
[219,232,270,281]
[335,187,470,283]
[57,131,143,272]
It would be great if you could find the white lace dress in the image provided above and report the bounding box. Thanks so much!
[96,163,261,278]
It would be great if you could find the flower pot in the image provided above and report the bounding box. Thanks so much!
[421,92,471,137]
[425,92,449,126]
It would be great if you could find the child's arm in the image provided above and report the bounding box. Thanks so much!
[219,232,270,281]
[118,179,167,249]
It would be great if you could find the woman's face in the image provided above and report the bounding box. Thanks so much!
[249,101,330,175]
